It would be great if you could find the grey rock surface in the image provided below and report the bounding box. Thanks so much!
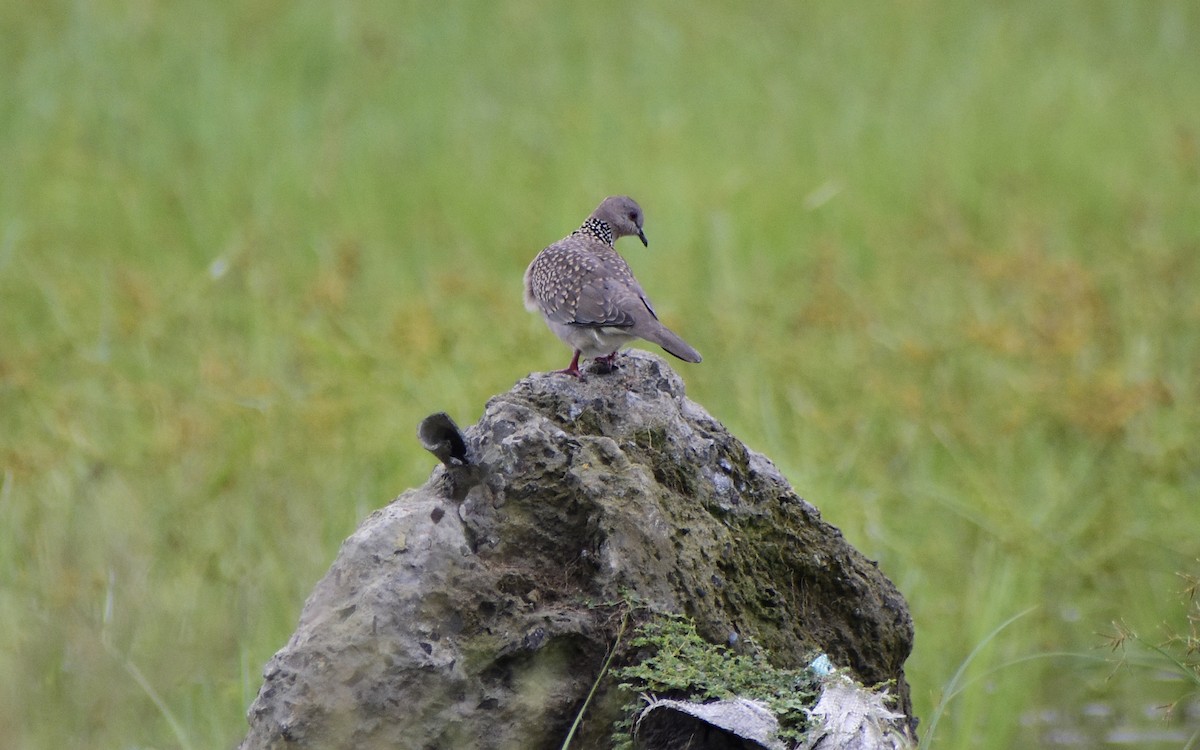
[239,351,914,750]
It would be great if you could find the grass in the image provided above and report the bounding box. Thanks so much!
[2,1,1198,747]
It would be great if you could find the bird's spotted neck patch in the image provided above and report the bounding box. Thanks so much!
[575,218,614,246]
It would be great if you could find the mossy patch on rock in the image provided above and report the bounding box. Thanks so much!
[611,613,822,748]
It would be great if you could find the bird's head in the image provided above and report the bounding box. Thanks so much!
[592,195,648,247]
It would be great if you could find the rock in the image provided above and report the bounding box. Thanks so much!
[239,351,915,750]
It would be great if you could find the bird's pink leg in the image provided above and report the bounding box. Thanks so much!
[554,350,584,378]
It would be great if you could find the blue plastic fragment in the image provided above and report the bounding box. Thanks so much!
[809,653,834,676]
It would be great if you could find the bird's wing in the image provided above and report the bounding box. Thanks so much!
[570,276,658,328]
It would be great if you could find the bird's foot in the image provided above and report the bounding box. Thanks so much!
[553,351,585,379]
[592,351,620,374]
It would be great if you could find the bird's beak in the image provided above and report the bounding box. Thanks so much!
[638,229,648,247]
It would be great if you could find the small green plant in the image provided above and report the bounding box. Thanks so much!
[561,607,630,750]
[918,608,1035,750]
[610,614,820,748]
[1103,569,1200,749]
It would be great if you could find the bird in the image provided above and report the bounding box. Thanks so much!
[523,195,702,378]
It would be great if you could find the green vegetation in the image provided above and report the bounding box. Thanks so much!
[2,2,1197,747]
[1104,571,1200,748]
[611,614,820,747]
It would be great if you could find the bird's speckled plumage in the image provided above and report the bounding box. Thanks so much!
[524,196,702,377]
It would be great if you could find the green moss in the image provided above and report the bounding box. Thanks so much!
[610,614,820,747]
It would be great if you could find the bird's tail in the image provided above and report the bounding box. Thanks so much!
[644,322,702,363]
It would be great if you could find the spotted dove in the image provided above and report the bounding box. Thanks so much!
[523,195,702,377]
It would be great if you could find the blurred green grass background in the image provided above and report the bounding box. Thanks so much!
[2,1,1198,747]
